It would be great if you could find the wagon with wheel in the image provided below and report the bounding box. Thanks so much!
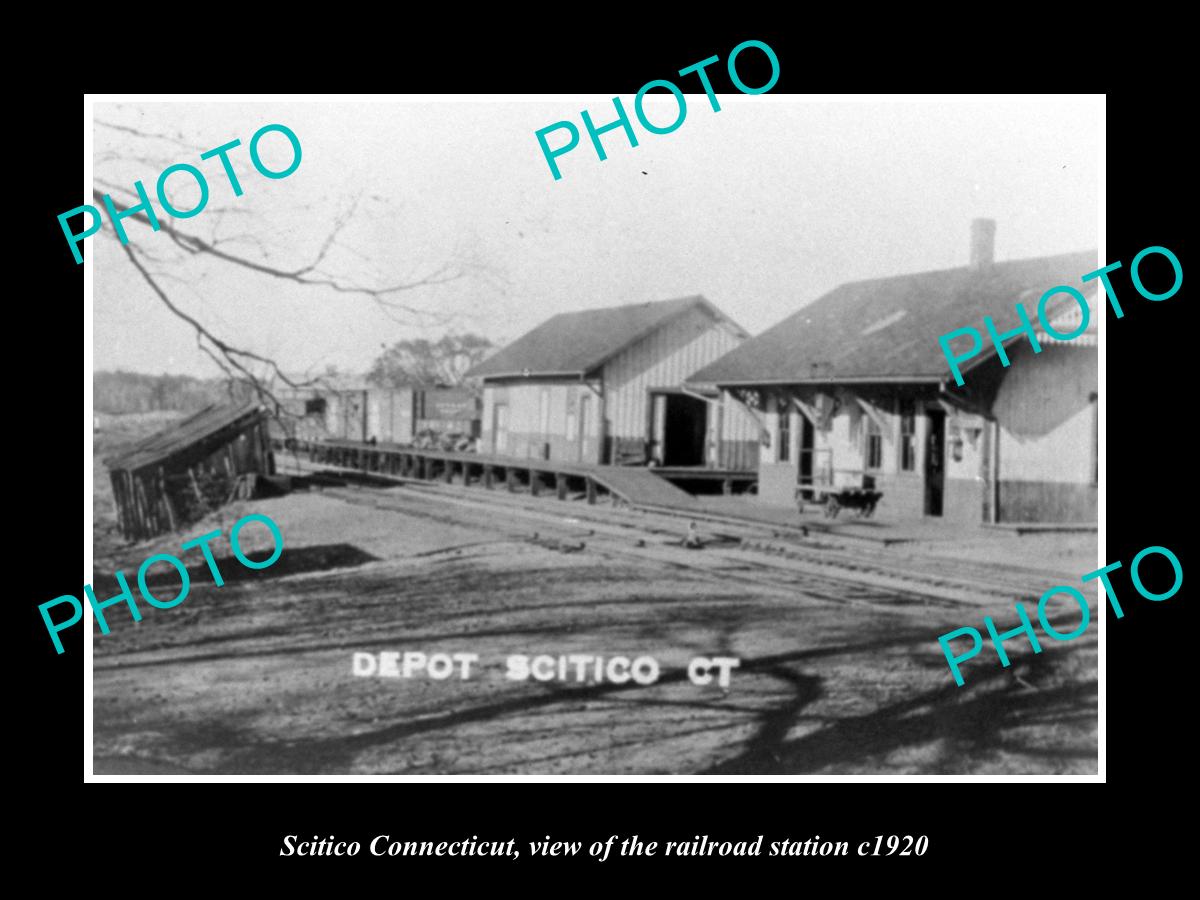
[795,470,883,519]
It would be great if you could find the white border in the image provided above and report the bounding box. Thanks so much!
[83,92,1106,783]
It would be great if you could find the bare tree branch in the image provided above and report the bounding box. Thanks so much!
[293,192,360,276]
[119,241,297,415]
[96,119,210,154]
[92,187,461,319]
[93,114,483,441]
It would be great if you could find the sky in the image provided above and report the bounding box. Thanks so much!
[92,97,1101,379]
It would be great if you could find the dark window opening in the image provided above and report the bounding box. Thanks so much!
[778,405,791,463]
[865,416,883,470]
[899,399,917,471]
[304,397,326,416]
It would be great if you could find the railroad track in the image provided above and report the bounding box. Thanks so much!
[312,480,1045,616]
[282,456,1079,591]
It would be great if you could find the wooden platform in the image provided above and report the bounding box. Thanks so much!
[591,466,699,507]
[652,467,757,495]
[276,439,700,508]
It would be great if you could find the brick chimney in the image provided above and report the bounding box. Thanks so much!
[970,218,996,269]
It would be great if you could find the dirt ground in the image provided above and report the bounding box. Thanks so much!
[90,417,1098,775]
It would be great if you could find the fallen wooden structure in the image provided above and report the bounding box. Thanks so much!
[106,403,274,541]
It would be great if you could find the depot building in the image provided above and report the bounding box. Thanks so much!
[687,221,1098,525]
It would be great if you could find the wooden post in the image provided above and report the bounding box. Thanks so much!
[124,473,137,537]
[133,475,151,539]
[506,467,517,492]
[111,473,126,537]
[444,460,455,483]
[159,468,177,531]
[723,476,733,495]
[189,467,206,508]
[420,455,430,480]
[484,465,494,489]
[586,477,597,505]
[530,469,540,496]
[556,473,568,500]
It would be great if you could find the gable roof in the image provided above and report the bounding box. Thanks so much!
[467,295,747,380]
[689,251,1098,386]
[105,402,266,472]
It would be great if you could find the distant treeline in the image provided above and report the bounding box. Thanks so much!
[95,370,255,414]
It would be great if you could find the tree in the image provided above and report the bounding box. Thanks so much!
[88,110,479,435]
[366,333,495,389]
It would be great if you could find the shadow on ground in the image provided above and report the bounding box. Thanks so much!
[705,656,1095,774]
[93,543,380,596]
[116,629,1093,775]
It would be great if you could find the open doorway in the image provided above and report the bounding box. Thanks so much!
[925,408,945,516]
[796,414,814,498]
[651,392,708,466]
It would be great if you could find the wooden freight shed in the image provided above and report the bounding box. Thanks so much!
[467,295,758,468]
[106,402,274,541]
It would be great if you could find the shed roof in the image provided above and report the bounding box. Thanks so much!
[105,402,267,472]
[467,295,747,380]
[689,251,1098,386]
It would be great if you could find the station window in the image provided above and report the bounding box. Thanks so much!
[865,416,883,470]
[778,406,791,463]
[899,400,917,471]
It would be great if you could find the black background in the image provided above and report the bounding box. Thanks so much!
[20,18,1188,886]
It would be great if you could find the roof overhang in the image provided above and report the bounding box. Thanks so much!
[480,370,589,381]
[951,330,1097,383]
[711,375,946,388]
[583,297,750,374]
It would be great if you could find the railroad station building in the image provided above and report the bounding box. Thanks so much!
[688,222,1098,524]
[467,295,760,468]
